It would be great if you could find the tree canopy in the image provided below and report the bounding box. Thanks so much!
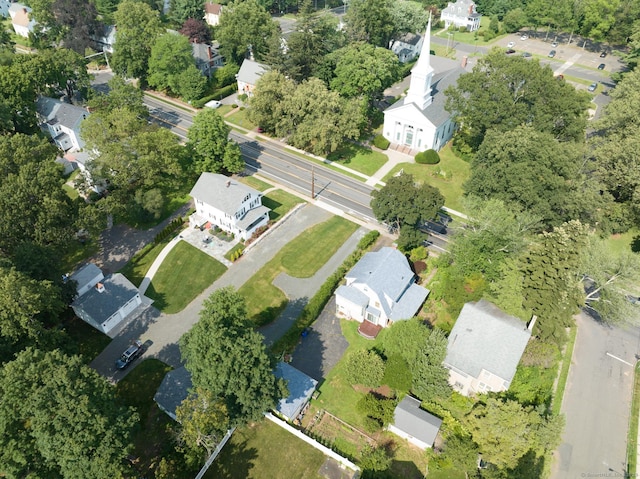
[148,33,200,97]
[169,0,204,25]
[187,108,244,174]
[344,0,394,48]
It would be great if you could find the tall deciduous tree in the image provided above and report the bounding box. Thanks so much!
[445,49,589,150]
[390,0,429,37]
[344,0,394,47]
[148,33,198,96]
[180,18,212,44]
[112,0,163,80]
[180,288,284,424]
[0,348,138,479]
[169,0,204,25]
[87,75,148,117]
[33,48,92,99]
[176,388,229,459]
[187,108,244,174]
[217,0,279,65]
[247,70,294,134]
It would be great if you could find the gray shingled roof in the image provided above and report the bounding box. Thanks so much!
[36,96,88,129]
[385,55,465,127]
[237,59,268,86]
[70,263,102,293]
[444,300,531,382]
[236,205,269,230]
[71,273,139,323]
[335,284,369,308]
[274,362,318,421]
[346,247,415,317]
[189,172,261,216]
[390,283,430,321]
[396,32,422,46]
[393,396,442,447]
[154,366,192,421]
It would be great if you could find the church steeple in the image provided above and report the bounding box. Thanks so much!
[404,15,434,111]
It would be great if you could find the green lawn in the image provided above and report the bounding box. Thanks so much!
[604,228,640,256]
[262,189,305,221]
[627,362,640,477]
[62,316,111,362]
[239,175,273,192]
[119,241,171,287]
[382,144,470,213]
[238,216,358,326]
[145,241,227,313]
[436,16,504,46]
[284,147,369,182]
[552,326,578,416]
[225,108,256,130]
[326,143,388,176]
[61,239,100,273]
[204,419,325,479]
[116,359,179,478]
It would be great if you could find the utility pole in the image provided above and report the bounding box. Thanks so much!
[311,166,315,199]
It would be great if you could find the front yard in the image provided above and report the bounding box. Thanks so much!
[326,143,389,176]
[145,241,227,313]
[262,189,306,221]
[238,216,359,326]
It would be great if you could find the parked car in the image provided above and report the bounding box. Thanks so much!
[548,50,556,58]
[115,340,144,370]
[600,51,607,58]
[588,82,598,92]
[507,41,515,48]
[598,63,605,70]
[551,41,558,47]
[421,220,447,235]
[506,48,516,54]
[520,34,528,40]
[204,100,222,109]
[521,52,532,58]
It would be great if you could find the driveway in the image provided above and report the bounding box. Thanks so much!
[551,312,640,478]
[90,204,333,381]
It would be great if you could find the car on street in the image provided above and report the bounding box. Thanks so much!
[507,41,515,48]
[520,34,528,40]
[551,41,558,47]
[548,50,556,58]
[600,51,607,58]
[598,63,605,70]
[521,52,532,58]
[115,340,144,370]
[588,82,598,92]
[506,48,516,54]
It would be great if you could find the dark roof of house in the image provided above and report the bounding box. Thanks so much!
[154,366,192,421]
[72,273,139,323]
[70,263,103,293]
[392,396,442,446]
[36,96,88,129]
[396,32,422,46]
[444,299,531,382]
[189,172,262,216]
[274,362,318,421]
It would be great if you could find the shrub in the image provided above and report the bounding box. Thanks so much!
[357,230,380,250]
[458,26,467,32]
[359,445,392,473]
[409,245,428,262]
[381,354,412,392]
[237,94,248,102]
[413,260,427,275]
[372,134,390,150]
[415,149,440,164]
[344,349,384,387]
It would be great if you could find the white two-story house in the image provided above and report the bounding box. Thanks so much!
[335,247,429,337]
[441,0,481,32]
[189,172,270,241]
[35,96,89,152]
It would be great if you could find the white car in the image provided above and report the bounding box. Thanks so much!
[205,100,222,109]
[507,41,515,48]
[520,34,528,40]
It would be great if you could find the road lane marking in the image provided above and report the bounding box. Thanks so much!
[606,352,634,367]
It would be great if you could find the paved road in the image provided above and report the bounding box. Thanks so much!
[90,204,332,381]
[552,312,640,479]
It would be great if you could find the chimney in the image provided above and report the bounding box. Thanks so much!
[23,7,27,14]
[96,282,105,293]
[527,315,537,332]
[226,180,231,187]
[461,56,468,68]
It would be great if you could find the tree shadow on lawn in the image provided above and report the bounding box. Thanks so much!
[144,284,167,311]
[327,143,369,165]
[204,436,258,479]
[390,460,424,479]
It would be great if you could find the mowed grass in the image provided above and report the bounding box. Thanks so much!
[262,189,305,221]
[120,240,171,287]
[225,108,256,130]
[327,143,388,176]
[239,175,273,192]
[604,228,640,256]
[116,359,177,478]
[627,362,640,477]
[204,419,325,479]
[238,216,358,326]
[146,241,227,313]
[382,144,470,213]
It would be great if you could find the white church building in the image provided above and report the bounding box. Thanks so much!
[382,17,466,153]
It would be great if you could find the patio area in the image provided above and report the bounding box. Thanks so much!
[178,225,236,268]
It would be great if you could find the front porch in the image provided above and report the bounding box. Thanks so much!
[358,321,382,340]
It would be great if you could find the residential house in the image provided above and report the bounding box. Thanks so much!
[189,172,270,241]
[154,366,192,421]
[192,42,224,78]
[391,32,424,63]
[441,0,481,32]
[383,16,465,153]
[236,58,268,97]
[388,396,442,450]
[9,2,36,37]
[69,263,104,297]
[71,271,144,336]
[36,96,89,152]
[57,151,105,194]
[204,2,222,26]
[444,299,534,396]
[273,362,318,423]
[0,0,15,18]
[92,24,116,54]
[335,247,429,337]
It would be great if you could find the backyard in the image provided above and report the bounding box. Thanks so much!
[383,144,470,213]
[238,216,359,326]
[145,241,227,313]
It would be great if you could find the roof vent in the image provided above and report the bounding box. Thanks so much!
[96,282,105,293]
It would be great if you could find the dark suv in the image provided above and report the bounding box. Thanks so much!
[115,340,144,370]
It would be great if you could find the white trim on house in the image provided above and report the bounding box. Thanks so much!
[441,0,482,32]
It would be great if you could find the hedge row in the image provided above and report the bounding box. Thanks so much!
[271,230,380,355]
[153,218,184,244]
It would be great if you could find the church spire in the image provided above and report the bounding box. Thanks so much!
[404,14,434,111]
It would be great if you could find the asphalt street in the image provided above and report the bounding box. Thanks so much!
[552,312,640,479]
